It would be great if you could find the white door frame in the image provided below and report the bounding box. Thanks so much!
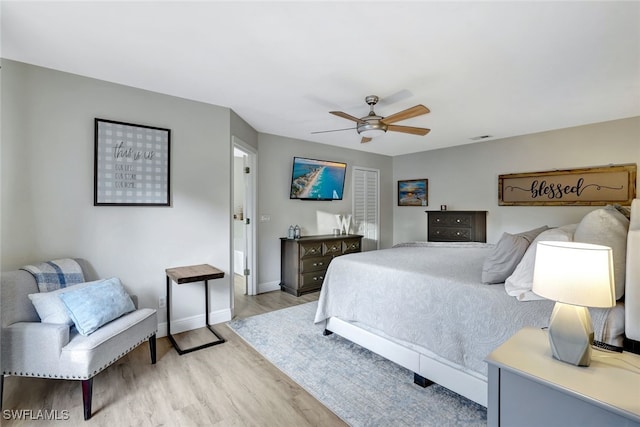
[231,137,257,303]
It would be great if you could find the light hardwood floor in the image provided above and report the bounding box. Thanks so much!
[1,279,346,426]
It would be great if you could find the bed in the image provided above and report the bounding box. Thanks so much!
[314,200,640,407]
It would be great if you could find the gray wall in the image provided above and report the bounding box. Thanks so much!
[231,110,258,150]
[393,117,640,244]
[0,60,393,322]
[1,60,233,333]
[3,60,639,322]
[256,133,393,291]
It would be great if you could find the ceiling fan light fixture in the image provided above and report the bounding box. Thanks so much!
[321,95,430,141]
[357,122,387,138]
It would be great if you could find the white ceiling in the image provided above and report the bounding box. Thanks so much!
[2,1,639,156]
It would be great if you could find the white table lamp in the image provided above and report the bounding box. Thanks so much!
[532,241,616,366]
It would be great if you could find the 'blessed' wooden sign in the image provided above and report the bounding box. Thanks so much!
[498,164,636,206]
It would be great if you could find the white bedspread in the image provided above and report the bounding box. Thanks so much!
[314,243,612,377]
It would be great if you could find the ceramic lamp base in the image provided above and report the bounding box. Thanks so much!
[547,302,593,367]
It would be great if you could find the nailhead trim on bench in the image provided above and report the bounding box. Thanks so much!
[2,331,156,380]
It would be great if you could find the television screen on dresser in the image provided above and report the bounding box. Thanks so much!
[289,157,347,201]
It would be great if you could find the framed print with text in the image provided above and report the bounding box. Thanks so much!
[94,118,171,206]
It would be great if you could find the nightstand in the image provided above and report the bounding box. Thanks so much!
[486,327,640,427]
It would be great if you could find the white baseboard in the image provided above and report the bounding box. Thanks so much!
[157,308,232,338]
[257,280,280,294]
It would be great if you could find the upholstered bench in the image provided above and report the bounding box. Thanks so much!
[0,259,157,420]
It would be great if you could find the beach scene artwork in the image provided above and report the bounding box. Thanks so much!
[290,158,347,200]
[398,179,428,206]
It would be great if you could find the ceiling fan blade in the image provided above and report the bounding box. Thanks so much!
[330,111,365,123]
[381,105,430,124]
[361,137,372,144]
[387,124,431,136]
[311,127,356,134]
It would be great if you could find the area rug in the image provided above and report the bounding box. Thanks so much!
[228,301,487,426]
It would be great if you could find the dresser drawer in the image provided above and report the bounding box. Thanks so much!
[300,271,326,289]
[342,238,361,254]
[299,242,323,258]
[323,240,343,256]
[300,256,331,273]
[429,212,474,228]
[429,227,471,241]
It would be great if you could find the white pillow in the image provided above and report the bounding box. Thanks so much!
[504,224,577,301]
[573,206,629,300]
[28,279,102,325]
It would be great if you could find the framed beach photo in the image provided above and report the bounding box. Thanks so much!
[289,157,347,201]
[94,118,171,206]
[398,179,428,206]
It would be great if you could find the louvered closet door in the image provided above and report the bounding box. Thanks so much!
[353,167,379,251]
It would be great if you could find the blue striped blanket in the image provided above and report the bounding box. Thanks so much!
[21,258,85,292]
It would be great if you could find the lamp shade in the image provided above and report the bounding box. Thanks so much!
[532,241,615,308]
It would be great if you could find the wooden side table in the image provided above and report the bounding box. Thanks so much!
[166,264,226,355]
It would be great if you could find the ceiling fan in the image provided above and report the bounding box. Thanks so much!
[313,95,431,143]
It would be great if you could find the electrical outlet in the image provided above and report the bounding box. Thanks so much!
[158,297,166,309]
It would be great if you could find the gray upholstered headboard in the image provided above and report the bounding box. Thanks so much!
[625,199,640,342]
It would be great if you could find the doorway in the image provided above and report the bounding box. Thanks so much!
[232,137,257,315]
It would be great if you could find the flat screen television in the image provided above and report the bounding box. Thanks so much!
[289,157,347,201]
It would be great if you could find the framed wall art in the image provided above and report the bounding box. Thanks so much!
[398,179,428,206]
[94,118,171,206]
[498,163,636,206]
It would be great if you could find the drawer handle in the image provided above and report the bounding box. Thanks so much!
[313,262,324,266]
[456,219,461,223]
[456,232,461,235]
[313,276,324,281]
[310,249,317,253]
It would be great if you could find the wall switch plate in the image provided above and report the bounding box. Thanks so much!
[158,297,166,309]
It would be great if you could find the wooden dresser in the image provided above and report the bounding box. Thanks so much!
[426,210,487,242]
[280,234,363,296]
